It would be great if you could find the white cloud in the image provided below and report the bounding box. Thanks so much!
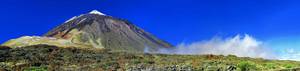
[150,34,275,59]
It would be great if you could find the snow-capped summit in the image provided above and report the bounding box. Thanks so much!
[89,10,106,15]
[45,10,173,52]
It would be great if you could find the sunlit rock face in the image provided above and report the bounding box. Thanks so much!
[44,10,173,52]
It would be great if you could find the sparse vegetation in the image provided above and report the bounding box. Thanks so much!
[0,44,300,71]
[23,66,47,71]
[237,61,257,71]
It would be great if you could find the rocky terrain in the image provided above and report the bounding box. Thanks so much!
[1,45,300,71]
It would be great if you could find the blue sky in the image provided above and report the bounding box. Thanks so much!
[1,0,300,60]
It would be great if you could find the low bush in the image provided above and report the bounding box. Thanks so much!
[237,61,257,71]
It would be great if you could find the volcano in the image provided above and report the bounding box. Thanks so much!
[44,10,173,52]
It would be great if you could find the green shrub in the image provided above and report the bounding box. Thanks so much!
[264,63,276,69]
[24,66,47,71]
[283,64,295,69]
[133,59,141,64]
[237,61,257,71]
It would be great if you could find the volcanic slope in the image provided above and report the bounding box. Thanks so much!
[44,10,173,52]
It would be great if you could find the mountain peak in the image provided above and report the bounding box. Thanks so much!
[89,10,106,15]
[45,11,173,52]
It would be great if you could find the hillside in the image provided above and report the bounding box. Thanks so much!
[0,45,300,71]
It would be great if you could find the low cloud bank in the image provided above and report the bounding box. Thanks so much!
[147,34,275,59]
[279,48,300,61]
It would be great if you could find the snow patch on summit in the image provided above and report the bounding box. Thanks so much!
[89,10,106,15]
